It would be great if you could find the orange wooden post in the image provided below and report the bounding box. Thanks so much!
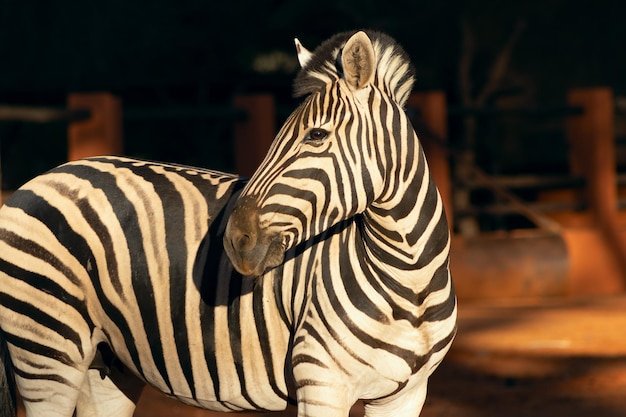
[67,92,123,160]
[567,88,616,218]
[233,95,275,178]
[565,87,626,293]
[407,91,453,229]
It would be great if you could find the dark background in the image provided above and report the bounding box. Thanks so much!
[1,0,625,191]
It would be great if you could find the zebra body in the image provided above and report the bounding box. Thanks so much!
[0,156,299,415]
[0,30,456,417]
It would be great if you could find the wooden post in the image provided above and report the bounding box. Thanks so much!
[567,88,616,217]
[233,95,275,178]
[67,92,123,160]
[407,91,453,230]
[566,87,626,293]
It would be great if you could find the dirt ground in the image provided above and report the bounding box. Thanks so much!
[425,356,626,417]
[423,295,626,417]
[17,295,626,416]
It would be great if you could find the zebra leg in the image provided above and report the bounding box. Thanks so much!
[12,350,94,417]
[295,382,353,417]
[4,311,102,416]
[362,382,428,417]
[75,346,144,417]
[0,336,16,417]
[75,367,144,417]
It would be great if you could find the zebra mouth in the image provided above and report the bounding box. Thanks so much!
[224,231,285,277]
[223,194,286,277]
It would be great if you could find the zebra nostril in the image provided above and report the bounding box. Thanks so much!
[236,233,253,251]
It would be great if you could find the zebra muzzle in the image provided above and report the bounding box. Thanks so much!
[224,195,285,277]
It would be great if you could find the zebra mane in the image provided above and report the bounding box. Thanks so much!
[293,30,416,107]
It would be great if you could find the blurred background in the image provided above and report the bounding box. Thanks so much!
[5,1,626,416]
[1,0,625,187]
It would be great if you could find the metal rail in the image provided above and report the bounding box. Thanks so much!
[0,106,90,123]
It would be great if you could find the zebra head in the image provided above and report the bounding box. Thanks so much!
[224,30,416,276]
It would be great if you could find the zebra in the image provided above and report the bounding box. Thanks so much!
[0,29,456,417]
[223,30,456,416]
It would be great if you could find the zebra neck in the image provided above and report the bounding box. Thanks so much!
[361,149,450,283]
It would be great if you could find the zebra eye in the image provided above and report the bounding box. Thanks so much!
[304,128,329,144]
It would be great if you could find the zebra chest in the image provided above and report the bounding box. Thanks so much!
[291,281,431,401]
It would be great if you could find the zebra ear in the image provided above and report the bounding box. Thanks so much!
[341,31,376,91]
[294,38,313,68]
